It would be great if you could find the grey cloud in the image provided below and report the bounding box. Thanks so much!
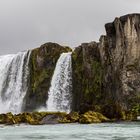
[0,0,140,54]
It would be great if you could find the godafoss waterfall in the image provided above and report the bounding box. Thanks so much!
[0,14,140,140]
[0,51,72,114]
[0,51,30,114]
[46,52,72,112]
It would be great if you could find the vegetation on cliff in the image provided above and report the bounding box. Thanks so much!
[72,42,103,113]
[23,43,72,111]
[72,14,140,120]
[15,14,140,122]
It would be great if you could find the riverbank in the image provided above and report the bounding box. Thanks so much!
[0,111,139,125]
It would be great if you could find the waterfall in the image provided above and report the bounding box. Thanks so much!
[0,51,30,114]
[46,52,72,113]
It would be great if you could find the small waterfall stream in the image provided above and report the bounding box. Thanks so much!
[46,52,72,112]
[0,51,30,114]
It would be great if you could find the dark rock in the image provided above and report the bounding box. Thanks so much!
[40,114,61,124]
[72,42,103,113]
[79,111,109,124]
[59,112,80,123]
[23,42,72,111]
[100,14,140,119]
[0,112,16,125]
[72,14,140,119]
[15,13,140,121]
[0,111,110,125]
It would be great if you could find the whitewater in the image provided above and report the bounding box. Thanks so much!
[0,51,30,114]
[46,52,72,113]
[0,51,73,114]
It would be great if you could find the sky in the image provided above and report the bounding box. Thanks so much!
[0,0,140,55]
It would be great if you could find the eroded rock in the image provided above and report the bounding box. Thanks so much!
[72,14,140,119]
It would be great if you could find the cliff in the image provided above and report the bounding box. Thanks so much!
[21,14,140,120]
[23,42,72,111]
[72,14,140,119]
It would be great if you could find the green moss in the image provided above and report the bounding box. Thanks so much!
[0,112,17,125]
[132,104,140,116]
[59,112,79,123]
[79,111,109,124]
[33,69,49,92]
[72,44,104,113]
[0,112,69,125]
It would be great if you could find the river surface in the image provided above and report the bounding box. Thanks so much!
[0,122,140,140]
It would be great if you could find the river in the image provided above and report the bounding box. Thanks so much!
[0,122,140,140]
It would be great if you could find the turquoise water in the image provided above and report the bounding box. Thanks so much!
[0,122,140,140]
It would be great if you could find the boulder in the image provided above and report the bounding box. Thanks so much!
[59,112,80,123]
[0,112,16,125]
[40,114,61,124]
[79,111,109,124]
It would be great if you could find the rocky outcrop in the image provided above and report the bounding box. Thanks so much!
[0,112,67,125]
[17,14,140,121]
[79,111,109,123]
[72,42,103,113]
[23,43,72,111]
[72,14,140,120]
[0,111,109,125]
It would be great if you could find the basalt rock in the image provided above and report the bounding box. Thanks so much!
[19,14,140,121]
[72,14,140,120]
[72,42,103,113]
[23,43,72,111]
[0,111,109,125]
[79,111,109,124]
[59,112,80,123]
[0,112,16,125]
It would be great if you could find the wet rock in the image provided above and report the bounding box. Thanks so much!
[72,42,102,113]
[40,114,61,124]
[0,112,16,125]
[59,112,80,123]
[23,42,72,111]
[79,111,109,124]
[0,111,111,125]
[72,14,140,119]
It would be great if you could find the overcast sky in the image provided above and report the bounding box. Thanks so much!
[0,0,140,54]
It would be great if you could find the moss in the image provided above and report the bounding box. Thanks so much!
[79,111,109,124]
[23,113,40,125]
[132,104,140,114]
[33,69,49,92]
[0,112,69,125]
[59,112,79,123]
[72,44,103,113]
[0,112,17,125]
[6,112,17,124]
[59,117,71,123]
[64,46,72,52]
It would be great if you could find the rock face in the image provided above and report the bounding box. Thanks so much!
[72,14,140,119]
[23,43,71,111]
[0,111,109,125]
[72,42,103,113]
[18,14,140,121]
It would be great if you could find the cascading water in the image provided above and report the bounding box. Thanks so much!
[46,52,72,113]
[0,51,30,114]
